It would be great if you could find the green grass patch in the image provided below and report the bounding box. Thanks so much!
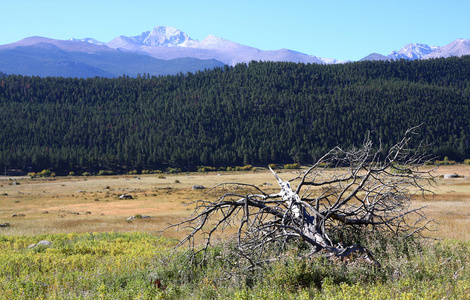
[0,232,468,299]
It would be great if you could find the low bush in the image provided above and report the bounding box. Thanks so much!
[198,166,217,172]
[284,163,300,169]
[166,167,182,174]
[28,169,55,178]
[241,164,253,171]
[152,231,469,299]
[434,156,456,165]
[98,170,114,176]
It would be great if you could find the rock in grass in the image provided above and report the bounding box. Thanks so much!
[192,185,206,190]
[127,215,151,222]
[28,240,52,249]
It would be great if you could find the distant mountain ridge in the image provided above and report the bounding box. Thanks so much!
[1,25,470,78]
[105,26,344,66]
[362,39,470,61]
[102,26,470,63]
[388,43,440,60]
[0,34,225,78]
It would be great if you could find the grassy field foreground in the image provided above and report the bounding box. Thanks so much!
[0,166,469,299]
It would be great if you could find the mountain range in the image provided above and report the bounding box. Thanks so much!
[360,39,470,61]
[1,26,470,78]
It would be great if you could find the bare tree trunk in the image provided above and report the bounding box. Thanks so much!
[165,126,434,268]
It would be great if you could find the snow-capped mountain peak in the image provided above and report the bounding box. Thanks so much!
[75,26,470,66]
[69,38,105,46]
[193,35,242,49]
[134,26,194,47]
[424,38,470,58]
[388,43,440,60]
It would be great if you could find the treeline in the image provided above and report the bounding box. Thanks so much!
[1,57,470,174]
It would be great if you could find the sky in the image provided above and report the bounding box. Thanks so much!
[1,0,469,61]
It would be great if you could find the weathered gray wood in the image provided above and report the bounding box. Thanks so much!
[165,126,434,267]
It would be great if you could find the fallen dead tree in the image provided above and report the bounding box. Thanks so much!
[165,127,434,269]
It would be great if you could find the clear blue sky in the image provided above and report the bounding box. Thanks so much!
[1,0,469,61]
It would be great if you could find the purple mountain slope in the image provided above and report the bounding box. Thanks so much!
[423,38,470,59]
[0,36,111,53]
[1,26,470,79]
[362,39,470,61]
[0,35,225,78]
[105,26,470,64]
[105,26,344,66]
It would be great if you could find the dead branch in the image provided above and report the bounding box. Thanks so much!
[164,127,434,267]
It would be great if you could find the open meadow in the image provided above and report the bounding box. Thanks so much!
[1,165,470,240]
[1,166,469,299]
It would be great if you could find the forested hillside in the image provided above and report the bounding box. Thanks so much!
[1,57,470,174]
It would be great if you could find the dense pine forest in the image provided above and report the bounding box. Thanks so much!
[1,56,470,174]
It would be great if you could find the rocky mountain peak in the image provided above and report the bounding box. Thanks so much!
[388,43,440,60]
[136,26,194,47]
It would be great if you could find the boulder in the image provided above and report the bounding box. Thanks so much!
[126,215,151,222]
[192,185,206,190]
[444,174,459,179]
[28,240,52,249]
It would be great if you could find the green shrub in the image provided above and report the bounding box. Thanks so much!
[434,156,456,165]
[284,163,300,169]
[242,164,253,171]
[81,172,91,176]
[38,169,52,177]
[268,163,277,169]
[232,165,253,171]
[166,167,181,174]
[317,162,332,168]
[198,166,217,172]
[464,159,470,165]
[98,170,114,176]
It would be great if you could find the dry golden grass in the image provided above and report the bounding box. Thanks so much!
[1,166,469,241]
[411,165,470,241]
